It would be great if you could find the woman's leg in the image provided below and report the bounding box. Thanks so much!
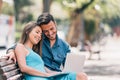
[76,72,88,80]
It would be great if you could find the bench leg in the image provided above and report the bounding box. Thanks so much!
[88,52,92,60]
[88,51,101,60]
[98,52,101,60]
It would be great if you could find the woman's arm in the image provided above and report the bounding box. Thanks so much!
[15,44,50,77]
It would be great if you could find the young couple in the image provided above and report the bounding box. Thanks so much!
[6,13,88,80]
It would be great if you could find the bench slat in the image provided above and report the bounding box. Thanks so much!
[0,57,24,80]
[0,57,8,62]
[4,69,20,78]
[7,74,23,80]
[0,64,18,74]
[0,60,14,67]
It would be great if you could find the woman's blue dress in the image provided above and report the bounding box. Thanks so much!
[24,48,76,80]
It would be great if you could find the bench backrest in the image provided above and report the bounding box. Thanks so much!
[0,57,24,80]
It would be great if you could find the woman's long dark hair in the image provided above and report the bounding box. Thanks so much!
[19,21,42,56]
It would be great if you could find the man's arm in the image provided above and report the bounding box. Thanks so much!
[6,43,17,54]
[5,43,17,63]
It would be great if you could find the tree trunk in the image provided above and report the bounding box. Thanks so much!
[66,0,94,47]
[43,0,52,13]
[66,12,82,47]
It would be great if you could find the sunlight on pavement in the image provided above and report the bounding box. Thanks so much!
[88,76,120,80]
[84,36,120,80]
[0,49,6,57]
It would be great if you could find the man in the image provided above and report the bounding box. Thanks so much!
[37,13,71,72]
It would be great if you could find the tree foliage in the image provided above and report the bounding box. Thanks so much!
[14,0,33,21]
[99,0,120,27]
[1,2,14,15]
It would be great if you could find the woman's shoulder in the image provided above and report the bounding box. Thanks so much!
[16,43,25,49]
[15,43,28,55]
[15,43,26,51]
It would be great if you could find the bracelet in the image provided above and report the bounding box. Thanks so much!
[6,43,17,54]
[6,49,14,54]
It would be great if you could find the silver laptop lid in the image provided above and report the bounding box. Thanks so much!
[62,53,85,73]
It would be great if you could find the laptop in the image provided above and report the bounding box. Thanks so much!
[46,53,85,78]
[62,53,86,73]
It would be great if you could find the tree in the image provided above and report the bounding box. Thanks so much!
[43,0,52,13]
[100,0,120,28]
[13,0,32,21]
[65,0,94,47]
[1,2,14,15]
[0,0,2,13]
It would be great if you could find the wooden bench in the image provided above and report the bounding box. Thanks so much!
[0,57,24,80]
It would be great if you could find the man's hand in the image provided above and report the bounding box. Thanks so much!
[5,50,16,63]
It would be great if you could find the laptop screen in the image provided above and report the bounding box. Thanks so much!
[62,53,86,73]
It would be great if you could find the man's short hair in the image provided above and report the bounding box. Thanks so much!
[37,13,55,26]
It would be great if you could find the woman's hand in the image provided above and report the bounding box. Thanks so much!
[48,72,61,77]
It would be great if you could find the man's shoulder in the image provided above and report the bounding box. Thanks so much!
[57,38,70,47]
[58,38,67,44]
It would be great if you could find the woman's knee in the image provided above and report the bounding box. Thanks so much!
[76,72,88,80]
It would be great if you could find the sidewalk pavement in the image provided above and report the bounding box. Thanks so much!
[84,51,120,80]
[73,36,120,80]
[0,49,6,57]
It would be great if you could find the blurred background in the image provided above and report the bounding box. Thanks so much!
[0,0,120,80]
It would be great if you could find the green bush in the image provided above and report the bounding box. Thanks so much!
[84,19,96,35]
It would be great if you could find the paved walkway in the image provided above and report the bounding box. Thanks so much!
[81,36,120,80]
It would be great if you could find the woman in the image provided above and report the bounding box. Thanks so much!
[15,21,87,80]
